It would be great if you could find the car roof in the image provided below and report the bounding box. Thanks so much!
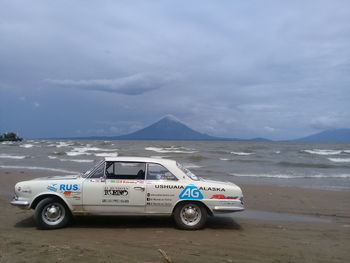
[104,156,177,166]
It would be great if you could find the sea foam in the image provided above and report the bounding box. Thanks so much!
[230,151,254,156]
[55,141,74,148]
[145,146,197,154]
[302,149,343,155]
[20,144,34,148]
[328,158,350,163]
[94,153,119,157]
[48,156,93,163]
[183,164,203,169]
[66,147,117,156]
[0,154,26,159]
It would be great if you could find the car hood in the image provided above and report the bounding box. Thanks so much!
[201,179,238,187]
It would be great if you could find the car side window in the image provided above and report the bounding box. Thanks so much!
[89,162,105,178]
[105,162,146,180]
[147,163,178,181]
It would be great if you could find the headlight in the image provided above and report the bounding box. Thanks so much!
[15,184,32,194]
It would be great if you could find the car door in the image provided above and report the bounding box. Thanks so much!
[83,161,146,214]
[145,162,180,214]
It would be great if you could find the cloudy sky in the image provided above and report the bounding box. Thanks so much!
[1,0,349,140]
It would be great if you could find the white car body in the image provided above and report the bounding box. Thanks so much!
[11,157,244,229]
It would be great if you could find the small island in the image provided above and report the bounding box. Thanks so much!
[0,132,23,142]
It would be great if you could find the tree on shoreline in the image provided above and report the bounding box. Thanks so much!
[0,132,23,142]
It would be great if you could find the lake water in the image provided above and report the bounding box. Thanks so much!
[1,140,349,190]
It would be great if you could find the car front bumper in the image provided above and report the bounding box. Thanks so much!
[10,197,30,209]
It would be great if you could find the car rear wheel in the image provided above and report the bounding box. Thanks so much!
[34,197,70,229]
[173,202,207,230]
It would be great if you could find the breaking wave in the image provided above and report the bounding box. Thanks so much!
[72,147,116,152]
[48,156,93,163]
[328,158,350,163]
[0,154,27,159]
[278,161,334,169]
[183,164,203,169]
[94,152,118,157]
[20,144,34,148]
[1,141,16,145]
[0,165,78,174]
[47,141,74,148]
[302,149,345,155]
[230,173,350,179]
[145,146,197,154]
[66,151,92,156]
[230,151,254,156]
[66,147,118,156]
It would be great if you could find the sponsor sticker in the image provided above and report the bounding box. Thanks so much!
[155,185,184,189]
[109,180,144,184]
[104,189,128,196]
[210,194,238,199]
[102,199,129,203]
[199,186,225,192]
[47,184,58,192]
[179,184,203,200]
[146,202,172,207]
[63,191,72,196]
[89,179,101,183]
[103,186,129,203]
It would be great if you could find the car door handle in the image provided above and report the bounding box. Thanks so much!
[134,186,145,191]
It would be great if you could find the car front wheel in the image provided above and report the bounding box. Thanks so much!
[173,202,207,230]
[34,197,70,229]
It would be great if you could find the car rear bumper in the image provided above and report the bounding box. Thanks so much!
[213,205,245,213]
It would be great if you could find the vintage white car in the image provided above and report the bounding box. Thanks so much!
[11,157,244,230]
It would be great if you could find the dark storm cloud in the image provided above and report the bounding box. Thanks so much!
[44,73,173,95]
[1,0,349,139]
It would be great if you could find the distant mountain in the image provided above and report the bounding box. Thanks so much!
[294,128,350,142]
[68,115,270,141]
[114,115,218,140]
[52,119,349,142]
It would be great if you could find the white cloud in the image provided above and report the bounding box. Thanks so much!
[310,115,349,130]
[264,126,276,132]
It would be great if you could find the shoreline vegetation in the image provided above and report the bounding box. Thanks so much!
[0,132,23,142]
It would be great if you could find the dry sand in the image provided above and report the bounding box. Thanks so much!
[0,170,349,263]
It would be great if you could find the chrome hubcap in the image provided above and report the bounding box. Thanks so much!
[42,203,65,226]
[180,204,201,226]
[47,207,59,218]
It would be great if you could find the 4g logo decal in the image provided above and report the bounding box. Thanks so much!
[179,184,203,200]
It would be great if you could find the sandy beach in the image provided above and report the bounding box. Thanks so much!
[0,170,349,263]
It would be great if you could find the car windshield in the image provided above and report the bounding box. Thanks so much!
[176,162,200,181]
[82,159,104,178]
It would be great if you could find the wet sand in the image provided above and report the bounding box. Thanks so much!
[0,170,349,263]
